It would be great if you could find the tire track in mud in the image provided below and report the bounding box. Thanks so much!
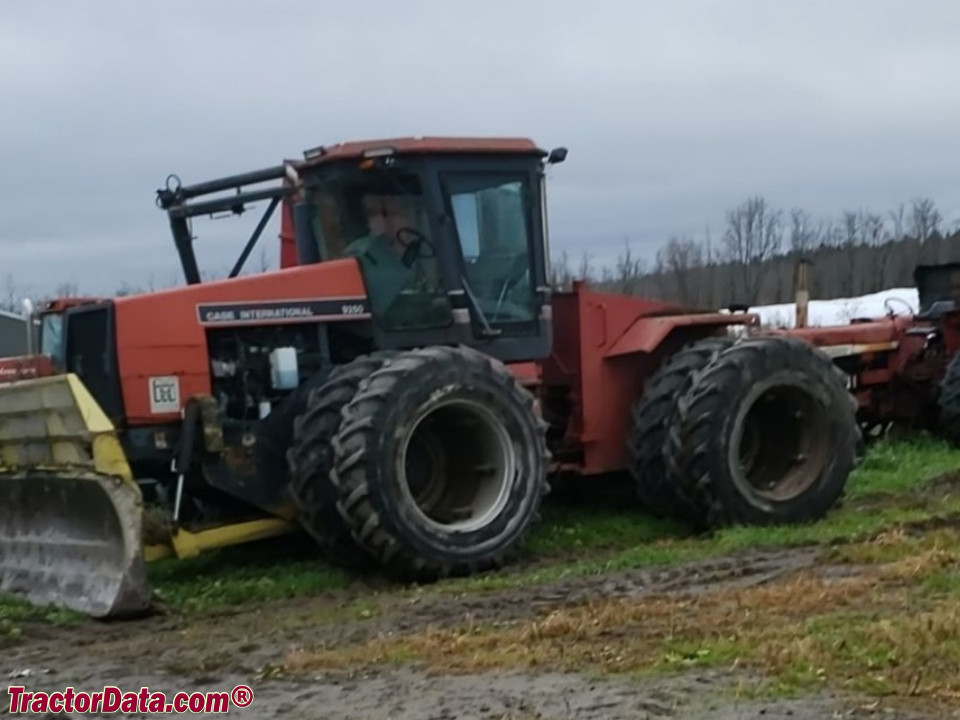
[388,546,821,632]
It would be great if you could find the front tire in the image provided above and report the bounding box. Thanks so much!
[287,352,398,570]
[330,345,549,581]
[666,335,860,529]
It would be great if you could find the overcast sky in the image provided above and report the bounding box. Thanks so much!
[2,0,960,298]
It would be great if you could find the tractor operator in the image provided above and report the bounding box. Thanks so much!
[343,192,433,320]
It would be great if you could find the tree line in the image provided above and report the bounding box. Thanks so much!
[552,196,959,310]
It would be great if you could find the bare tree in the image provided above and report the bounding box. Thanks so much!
[841,211,859,247]
[577,251,595,283]
[789,208,818,253]
[889,202,906,241]
[614,239,646,295]
[551,250,574,291]
[53,281,80,298]
[115,282,143,297]
[722,196,783,305]
[859,211,885,245]
[656,235,704,306]
[0,273,21,313]
[819,219,842,248]
[911,197,942,242]
[0,274,58,314]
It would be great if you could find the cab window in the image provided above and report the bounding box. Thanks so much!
[307,171,451,330]
[445,173,536,326]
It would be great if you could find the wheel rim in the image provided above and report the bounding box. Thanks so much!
[398,397,516,533]
[730,379,833,503]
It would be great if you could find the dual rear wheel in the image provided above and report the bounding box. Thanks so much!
[629,335,861,530]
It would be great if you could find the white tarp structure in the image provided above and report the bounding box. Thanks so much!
[744,287,921,329]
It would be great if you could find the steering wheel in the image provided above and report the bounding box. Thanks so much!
[884,297,915,317]
[395,227,437,262]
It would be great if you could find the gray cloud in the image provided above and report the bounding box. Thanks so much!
[1,0,959,296]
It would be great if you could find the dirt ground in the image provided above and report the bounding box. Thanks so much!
[4,544,956,720]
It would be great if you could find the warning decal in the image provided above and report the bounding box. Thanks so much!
[149,376,180,414]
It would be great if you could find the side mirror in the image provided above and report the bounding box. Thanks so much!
[547,147,568,165]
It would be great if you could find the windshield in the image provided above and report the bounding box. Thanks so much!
[306,167,451,330]
[39,313,64,361]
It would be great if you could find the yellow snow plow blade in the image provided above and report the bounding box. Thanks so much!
[0,374,151,618]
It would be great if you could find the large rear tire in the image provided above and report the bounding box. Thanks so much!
[665,335,860,529]
[330,345,549,581]
[287,352,398,570]
[627,335,735,521]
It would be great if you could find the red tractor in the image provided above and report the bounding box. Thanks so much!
[0,298,107,380]
[0,137,860,618]
[762,262,960,444]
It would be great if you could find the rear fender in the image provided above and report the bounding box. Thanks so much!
[567,314,755,476]
[604,313,757,358]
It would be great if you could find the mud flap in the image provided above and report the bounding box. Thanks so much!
[0,374,152,618]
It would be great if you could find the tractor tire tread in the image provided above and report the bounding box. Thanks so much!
[627,335,737,521]
[287,351,399,569]
[329,344,550,582]
[665,335,860,530]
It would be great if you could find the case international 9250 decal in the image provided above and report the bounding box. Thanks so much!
[196,298,370,326]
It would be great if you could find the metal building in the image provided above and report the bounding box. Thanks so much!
[0,310,27,357]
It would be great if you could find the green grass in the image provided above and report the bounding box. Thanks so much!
[845,436,960,498]
[0,596,83,647]
[525,503,688,557]
[917,567,960,597]
[146,536,352,615]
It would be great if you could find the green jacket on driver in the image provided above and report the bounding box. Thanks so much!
[343,232,417,318]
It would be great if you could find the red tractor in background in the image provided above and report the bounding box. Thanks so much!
[0,137,864,619]
[0,297,106,381]
[766,262,960,445]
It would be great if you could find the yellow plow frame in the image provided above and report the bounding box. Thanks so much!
[0,374,294,618]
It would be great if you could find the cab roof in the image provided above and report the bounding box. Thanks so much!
[297,136,547,167]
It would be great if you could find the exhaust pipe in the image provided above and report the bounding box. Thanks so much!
[795,259,811,329]
[21,299,34,355]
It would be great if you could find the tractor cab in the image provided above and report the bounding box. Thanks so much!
[157,137,568,363]
[30,298,106,366]
[0,297,105,383]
